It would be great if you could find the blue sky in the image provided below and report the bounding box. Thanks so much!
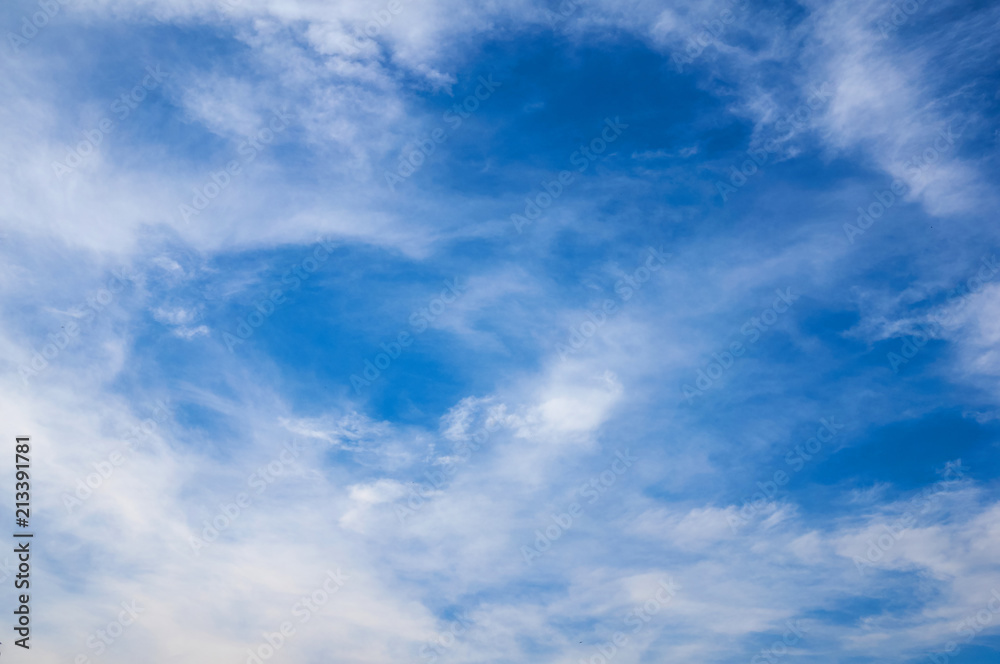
[2,0,1000,662]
